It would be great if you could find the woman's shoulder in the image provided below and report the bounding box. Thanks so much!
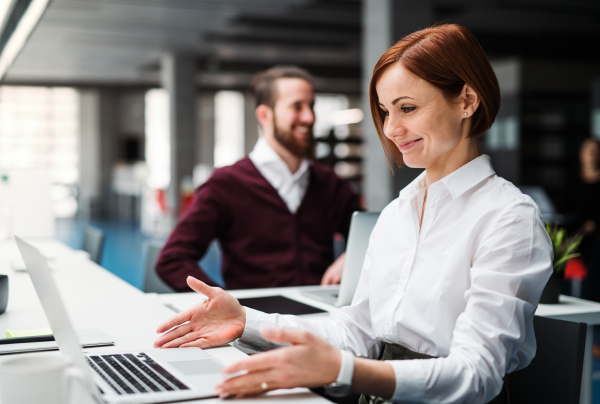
[479,175,543,223]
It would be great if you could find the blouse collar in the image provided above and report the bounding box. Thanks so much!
[399,154,496,201]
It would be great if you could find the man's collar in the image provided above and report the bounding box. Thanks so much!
[249,136,282,166]
[398,155,495,201]
[249,137,310,179]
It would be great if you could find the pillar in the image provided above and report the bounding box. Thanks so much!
[244,91,260,155]
[362,0,394,211]
[161,53,197,215]
[78,89,101,220]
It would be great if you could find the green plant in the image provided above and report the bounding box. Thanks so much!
[545,223,582,273]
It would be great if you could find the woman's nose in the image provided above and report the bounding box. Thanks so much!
[384,117,407,140]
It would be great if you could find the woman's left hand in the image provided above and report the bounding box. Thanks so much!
[215,327,341,398]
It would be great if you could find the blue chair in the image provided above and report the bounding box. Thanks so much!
[82,226,105,265]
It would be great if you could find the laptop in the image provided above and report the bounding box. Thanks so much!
[15,236,225,404]
[302,211,379,307]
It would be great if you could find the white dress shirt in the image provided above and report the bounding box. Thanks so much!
[239,155,553,404]
[249,137,310,214]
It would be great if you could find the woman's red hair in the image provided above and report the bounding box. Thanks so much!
[369,24,500,169]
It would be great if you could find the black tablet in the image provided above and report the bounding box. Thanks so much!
[237,295,327,315]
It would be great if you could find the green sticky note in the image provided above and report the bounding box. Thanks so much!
[5,328,53,338]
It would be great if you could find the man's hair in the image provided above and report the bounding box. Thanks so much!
[251,66,314,109]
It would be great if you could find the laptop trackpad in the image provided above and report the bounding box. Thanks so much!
[168,359,223,375]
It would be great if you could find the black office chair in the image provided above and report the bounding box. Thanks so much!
[508,316,587,404]
[142,241,175,294]
[82,226,105,265]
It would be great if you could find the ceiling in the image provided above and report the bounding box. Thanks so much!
[1,0,361,90]
[1,0,599,91]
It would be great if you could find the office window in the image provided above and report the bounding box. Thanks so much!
[314,94,350,139]
[0,85,79,217]
[214,90,244,168]
[144,89,171,190]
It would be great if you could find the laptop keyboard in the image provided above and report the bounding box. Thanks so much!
[87,352,189,395]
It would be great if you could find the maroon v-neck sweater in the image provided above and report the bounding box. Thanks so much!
[156,157,362,291]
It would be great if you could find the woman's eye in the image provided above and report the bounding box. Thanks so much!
[380,110,389,117]
[401,107,416,113]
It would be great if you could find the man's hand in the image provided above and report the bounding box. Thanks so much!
[321,253,345,285]
[153,276,246,349]
[215,328,341,398]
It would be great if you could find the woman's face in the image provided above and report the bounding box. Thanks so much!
[376,63,472,172]
[580,140,600,168]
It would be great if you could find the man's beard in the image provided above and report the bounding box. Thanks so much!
[273,116,315,159]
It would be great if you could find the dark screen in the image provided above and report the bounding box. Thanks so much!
[237,296,326,315]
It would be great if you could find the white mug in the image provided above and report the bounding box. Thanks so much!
[0,352,87,404]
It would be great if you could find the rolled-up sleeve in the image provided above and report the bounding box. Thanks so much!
[389,199,553,403]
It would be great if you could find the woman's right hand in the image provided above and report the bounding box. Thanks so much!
[153,276,246,349]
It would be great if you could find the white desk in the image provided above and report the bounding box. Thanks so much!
[0,239,328,404]
[160,287,600,404]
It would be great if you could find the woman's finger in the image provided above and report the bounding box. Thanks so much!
[153,323,192,348]
[222,350,282,375]
[156,308,193,334]
[217,368,281,397]
[186,276,219,298]
[179,337,211,349]
[161,330,205,348]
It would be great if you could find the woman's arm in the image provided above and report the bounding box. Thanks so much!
[155,249,382,361]
[216,328,396,399]
[239,247,382,359]
[353,357,395,399]
[217,198,553,403]
[384,198,553,403]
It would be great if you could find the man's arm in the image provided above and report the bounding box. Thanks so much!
[156,180,226,291]
[318,177,363,285]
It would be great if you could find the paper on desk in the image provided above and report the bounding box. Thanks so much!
[6,327,52,338]
[0,328,114,355]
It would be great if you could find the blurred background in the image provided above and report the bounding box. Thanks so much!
[0,0,599,356]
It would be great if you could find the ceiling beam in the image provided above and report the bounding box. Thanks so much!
[0,0,50,81]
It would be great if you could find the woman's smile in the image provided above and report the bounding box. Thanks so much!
[396,138,423,151]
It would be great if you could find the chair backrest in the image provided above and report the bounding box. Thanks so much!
[142,241,175,294]
[82,226,105,264]
[508,315,586,404]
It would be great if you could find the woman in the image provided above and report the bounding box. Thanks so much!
[574,138,600,302]
[154,24,552,404]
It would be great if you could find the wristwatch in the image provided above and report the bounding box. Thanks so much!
[324,349,355,397]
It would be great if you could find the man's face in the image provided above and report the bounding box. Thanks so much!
[271,78,316,159]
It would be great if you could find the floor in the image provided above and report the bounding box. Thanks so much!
[55,218,600,403]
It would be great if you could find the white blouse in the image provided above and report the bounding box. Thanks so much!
[239,155,553,404]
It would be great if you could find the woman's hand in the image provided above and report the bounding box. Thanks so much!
[153,276,246,349]
[215,327,341,398]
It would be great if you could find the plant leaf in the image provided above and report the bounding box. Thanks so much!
[563,236,582,256]
[554,254,581,270]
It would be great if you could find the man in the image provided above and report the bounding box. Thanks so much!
[156,66,362,291]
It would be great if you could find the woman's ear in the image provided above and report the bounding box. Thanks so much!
[461,83,480,119]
